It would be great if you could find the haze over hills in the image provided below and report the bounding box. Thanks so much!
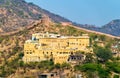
[0,0,120,36]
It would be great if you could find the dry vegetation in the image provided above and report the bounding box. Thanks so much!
[0,20,120,77]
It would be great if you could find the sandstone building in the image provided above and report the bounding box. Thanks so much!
[23,32,92,64]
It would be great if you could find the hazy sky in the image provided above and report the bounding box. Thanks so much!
[25,0,120,26]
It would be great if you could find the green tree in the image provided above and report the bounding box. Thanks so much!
[74,63,110,78]
[19,61,24,67]
[61,62,71,69]
[18,52,24,59]
[95,47,112,62]
[90,34,98,40]
[84,53,96,63]
[106,62,120,73]
[99,35,106,41]
[54,63,61,69]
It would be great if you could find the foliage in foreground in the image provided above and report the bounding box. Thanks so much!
[74,63,110,78]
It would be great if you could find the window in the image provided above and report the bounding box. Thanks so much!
[67,42,69,45]
[71,52,73,54]
[26,52,29,54]
[33,51,35,53]
[51,52,52,53]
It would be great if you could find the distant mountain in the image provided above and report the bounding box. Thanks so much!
[100,19,120,36]
[75,19,120,36]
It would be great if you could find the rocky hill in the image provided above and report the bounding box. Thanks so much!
[0,0,71,34]
[0,0,40,33]
[1,0,120,37]
[101,19,120,36]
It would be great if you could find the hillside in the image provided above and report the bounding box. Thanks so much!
[0,0,120,77]
[1,0,120,37]
[0,0,40,33]
[0,0,71,34]
[0,17,120,77]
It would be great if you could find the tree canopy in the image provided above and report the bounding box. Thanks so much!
[94,46,112,62]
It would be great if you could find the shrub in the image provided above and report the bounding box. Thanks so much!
[113,75,119,78]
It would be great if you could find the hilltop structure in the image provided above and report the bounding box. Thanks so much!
[23,32,92,64]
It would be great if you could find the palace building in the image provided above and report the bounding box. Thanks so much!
[23,32,92,64]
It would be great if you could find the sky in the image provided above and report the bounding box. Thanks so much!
[25,0,120,27]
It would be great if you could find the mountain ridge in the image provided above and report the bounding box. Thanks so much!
[0,0,71,34]
[75,19,120,36]
[0,0,120,37]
